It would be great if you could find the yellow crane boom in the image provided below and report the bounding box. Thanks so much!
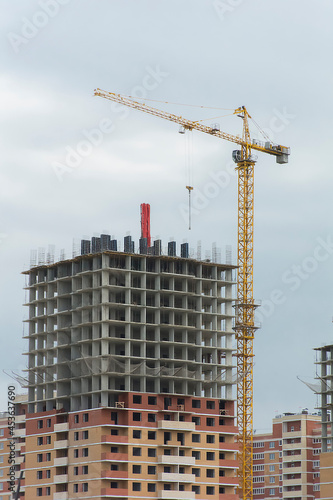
[94,88,290,500]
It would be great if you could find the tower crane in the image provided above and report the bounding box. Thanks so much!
[94,88,290,500]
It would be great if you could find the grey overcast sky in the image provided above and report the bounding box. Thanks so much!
[1,0,333,431]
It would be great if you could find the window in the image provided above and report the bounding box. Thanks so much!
[219,487,225,494]
[219,435,225,442]
[206,469,215,478]
[47,419,51,427]
[74,432,79,441]
[133,395,142,404]
[192,416,200,425]
[83,448,88,457]
[111,464,118,471]
[133,430,141,439]
[133,412,141,421]
[269,489,275,496]
[148,431,156,440]
[253,476,265,483]
[192,434,200,443]
[46,487,51,496]
[253,441,264,448]
[192,468,200,477]
[37,454,43,463]
[192,450,200,459]
[164,467,171,473]
[111,429,118,435]
[37,488,43,496]
[206,435,215,444]
[313,460,320,468]
[206,401,215,409]
[290,426,294,432]
[313,472,320,478]
[74,415,79,423]
[219,469,225,476]
[314,484,320,491]
[206,486,215,495]
[313,448,321,454]
[37,436,43,446]
[148,483,156,493]
[269,441,275,448]
[253,453,264,460]
[0,429,3,437]
[148,466,156,475]
[73,484,79,493]
[148,448,156,457]
[133,465,141,474]
[269,476,275,483]
[269,453,275,460]
[148,396,156,405]
[110,482,118,489]
[206,452,215,461]
[164,484,171,491]
[46,470,51,479]
[133,483,141,491]
[133,447,141,456]
[192,400,201,408]
[269,465,275,472]
[253,488,265,495]
[253,465,264,471]
[219,452,225,460]
[38,420,43,429]
[82,483,88,492]
[46,436,51,445]
[111,446,118,453]
[37,471,43,480]
[74,467,79,476]
[192,485,200,494]
[83,465,88,475]
[83,413,89,422]
[148,413,156,422]
[83,430,88,439]
[206,418,215,427]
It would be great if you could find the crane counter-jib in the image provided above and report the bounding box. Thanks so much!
[94,88,290,163]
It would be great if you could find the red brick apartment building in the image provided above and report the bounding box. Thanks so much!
[252,412,322,500]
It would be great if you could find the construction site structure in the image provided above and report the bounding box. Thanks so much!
[22,231,240,499]
[252,411,322,500]
[94,89,290,499]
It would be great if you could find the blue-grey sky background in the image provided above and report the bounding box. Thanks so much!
[1,0,333,431]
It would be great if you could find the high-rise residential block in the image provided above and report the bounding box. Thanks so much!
[22,238,239,499]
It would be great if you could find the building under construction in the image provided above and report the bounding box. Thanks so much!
[21,210,240,499]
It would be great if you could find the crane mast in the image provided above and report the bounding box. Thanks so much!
[94,89,290,500]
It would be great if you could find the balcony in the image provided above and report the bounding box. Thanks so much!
[54,457,69,466]
[53,494,68,500]
[101,488,128,496]
[158,455,195,466]
[158,420,195,431]
[54,440,69,449]
[219,476,239,485]
[13,428,26,438]
[101,470,128,479]
[15,415,26,424]
[54,422,69,432]
[158,490,195,500]
[158,473,195,483]
[101,434,128,444]
[54,474,68,483]
[101,452,128,462]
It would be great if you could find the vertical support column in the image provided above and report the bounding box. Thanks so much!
[235,160,257,500]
